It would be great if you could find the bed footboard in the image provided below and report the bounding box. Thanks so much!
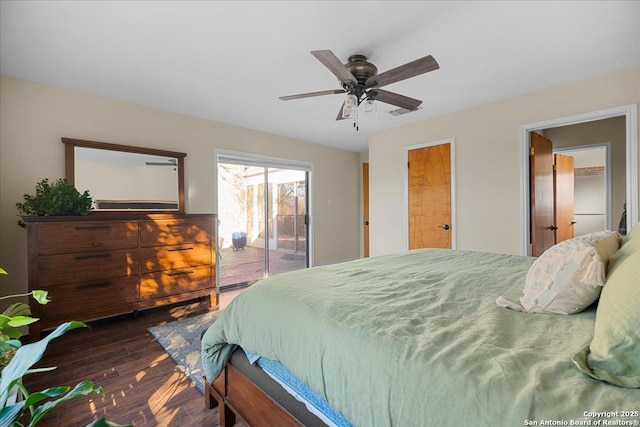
[204,369,237,427]
[205,363,303,427]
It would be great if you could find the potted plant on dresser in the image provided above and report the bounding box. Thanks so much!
[15,178,93,228]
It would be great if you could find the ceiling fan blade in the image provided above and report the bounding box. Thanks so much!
[368,89,422,110]
[366,55,439,89]
[311,50,358,87]
[280,89,345,101]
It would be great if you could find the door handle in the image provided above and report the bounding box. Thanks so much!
[438,224,450,231]
[548,225,558,231]
[75,253,111,260]
[571,221,577,225]
[167,246,194,252]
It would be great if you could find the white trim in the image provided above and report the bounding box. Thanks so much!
[626,104,639,233]
[403,137,457,250]
[216,148,313,172]
[553,142,612,230]
[519,104,638,256]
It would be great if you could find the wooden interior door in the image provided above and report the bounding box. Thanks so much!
[363,162,370,258]
[408,143,451,249]
[530,132,555,256]
[554,153,575,243]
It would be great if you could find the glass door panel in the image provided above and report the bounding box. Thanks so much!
[217,163,266,288]
[217,162,308,290]
[268,168,307,276]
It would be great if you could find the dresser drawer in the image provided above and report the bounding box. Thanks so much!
[38,221,138,255]
[140,219,212,247]
[40,276,139,319]
[140,243,212,273]
[140,265,212,300]
[38,249,139,286]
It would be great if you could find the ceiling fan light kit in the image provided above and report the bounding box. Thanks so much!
[280,50,439,131]
[342,93,358,119]
[365,99,377,114]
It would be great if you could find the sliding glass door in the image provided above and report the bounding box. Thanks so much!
[216,152,310,290]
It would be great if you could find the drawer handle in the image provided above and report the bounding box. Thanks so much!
[167,246,194,252]
[75,253,111,260]
[75,225,112,230]
[76,281,112,290]
[167,270,194,277]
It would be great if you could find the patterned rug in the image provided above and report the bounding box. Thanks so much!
[148,310,221,394]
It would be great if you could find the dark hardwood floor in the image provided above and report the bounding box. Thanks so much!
[21,294,244,427]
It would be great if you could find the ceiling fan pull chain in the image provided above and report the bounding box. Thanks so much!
[354,105,359,131]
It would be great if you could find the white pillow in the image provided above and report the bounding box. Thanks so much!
[497,230,621,315]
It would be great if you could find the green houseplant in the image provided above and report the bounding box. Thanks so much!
[16,179,92,228]
[0,268,130,427]
[0,270,49,370]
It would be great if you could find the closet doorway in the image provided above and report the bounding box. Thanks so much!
[529,134,610,256]
[520,104,638,256]
[554,145,610,238]
[216,150,311,290]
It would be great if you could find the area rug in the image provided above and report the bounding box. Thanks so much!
[148,310,221,394]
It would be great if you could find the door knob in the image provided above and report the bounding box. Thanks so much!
[548,225,558,231]
[439,224,450,230]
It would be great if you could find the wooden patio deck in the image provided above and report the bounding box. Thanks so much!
[218,246,306,288]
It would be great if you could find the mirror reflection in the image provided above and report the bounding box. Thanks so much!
[63,137,186,212]
[74,147,180,211]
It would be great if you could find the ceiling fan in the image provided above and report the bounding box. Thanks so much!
[279,50,439,127]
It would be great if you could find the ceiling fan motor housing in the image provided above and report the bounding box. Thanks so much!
[345,55,378,82]
[345,55,377,101]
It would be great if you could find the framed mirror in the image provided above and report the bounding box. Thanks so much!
[63,138,186,213]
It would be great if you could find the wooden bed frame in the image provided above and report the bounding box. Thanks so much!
[204,363,303,427]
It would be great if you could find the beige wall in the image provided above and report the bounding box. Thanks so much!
[0,75,361,297]
[368,66,640,256]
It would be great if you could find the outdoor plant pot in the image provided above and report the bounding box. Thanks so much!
[232,232,246,251]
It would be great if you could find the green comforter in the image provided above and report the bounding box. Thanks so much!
[202,249,640,426]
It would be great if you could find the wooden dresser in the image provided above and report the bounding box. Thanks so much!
[25,213,217,340]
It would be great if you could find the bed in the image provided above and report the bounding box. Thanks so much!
[202,227,640,426]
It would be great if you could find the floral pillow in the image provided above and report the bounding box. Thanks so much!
[497,230,621,315]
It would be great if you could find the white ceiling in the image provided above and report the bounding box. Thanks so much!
[1,1,639,153]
